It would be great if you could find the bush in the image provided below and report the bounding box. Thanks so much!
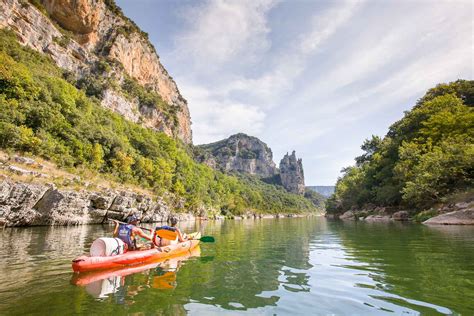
[328,80,474,214]
[0,29,316,215]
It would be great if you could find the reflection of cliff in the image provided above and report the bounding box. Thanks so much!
[332,221,474,315]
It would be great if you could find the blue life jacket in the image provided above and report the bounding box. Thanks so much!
[155,225,177,232]
[117,224,135,250]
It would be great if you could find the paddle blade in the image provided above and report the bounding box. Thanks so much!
[199,236,215,243]
[156,229,178,240]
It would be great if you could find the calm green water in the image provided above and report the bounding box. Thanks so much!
[0,217,473,315]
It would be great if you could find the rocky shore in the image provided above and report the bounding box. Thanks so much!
[326,200,474,225]
[0,177,310,227]
[0,153,311,227]
[0,178,186,227]
[326,208,410,222]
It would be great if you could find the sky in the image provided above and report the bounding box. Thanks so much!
[116,0,473,185]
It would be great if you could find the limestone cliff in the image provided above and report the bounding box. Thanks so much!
[0,178,197,226]
[0,0,192,143]
[196,133,278,177]
[280,151,305,195]
[197,134,307,195]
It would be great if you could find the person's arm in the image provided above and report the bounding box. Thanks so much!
[134,227,152,241]
[176,228,186,242]
[113,222,119,237]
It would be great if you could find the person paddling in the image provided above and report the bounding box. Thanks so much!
[153,217,187,247]
[113,214,152,251]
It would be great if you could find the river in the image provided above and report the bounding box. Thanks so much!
[0,217,473,315]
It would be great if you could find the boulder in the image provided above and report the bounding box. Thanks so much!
[14,156,36,165]
[364,215,392,222]
[1,182,51,226]
[423,209,474,225]
[33,189,90,225]
[7,166,34,176]
[340,211,355,220]
[455,202,469,210]
[88,208,108,223]
[90,192,115,209]
[109,193,136,212]
[392,211,409,221]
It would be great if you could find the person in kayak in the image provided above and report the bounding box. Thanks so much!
[153,217,187,247]
[113,215,152,251]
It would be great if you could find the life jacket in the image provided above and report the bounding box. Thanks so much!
[156,225,177,232]
[117,224,136,250]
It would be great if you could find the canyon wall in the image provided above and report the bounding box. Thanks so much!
[0,0,192,143]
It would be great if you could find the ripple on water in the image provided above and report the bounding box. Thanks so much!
[0,218,473,315]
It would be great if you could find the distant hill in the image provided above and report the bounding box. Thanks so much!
[306,186,335,197]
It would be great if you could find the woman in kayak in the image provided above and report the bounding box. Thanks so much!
[113,215,153,251]
[153,217,187,247]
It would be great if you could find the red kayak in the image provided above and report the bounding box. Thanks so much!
[72,233,201,273]
[71,246,201,286]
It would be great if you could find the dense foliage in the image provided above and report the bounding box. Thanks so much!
[303,189,326,210]
[0,29,315,215]
[326,80,474,214]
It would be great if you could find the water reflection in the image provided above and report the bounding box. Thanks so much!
[72,247,201,302]
[326,220,474,315]
[0,218,473,315]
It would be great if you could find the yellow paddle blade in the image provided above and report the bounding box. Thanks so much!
[156,229,178,240]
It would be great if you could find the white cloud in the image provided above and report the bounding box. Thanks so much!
[176,0,365,146]
[181,83,266,144]
[174,0,277,69]
[167,0,473,184]
[300,0,364,55]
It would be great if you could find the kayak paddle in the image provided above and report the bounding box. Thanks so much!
[109,219,153,232]
[197,236,215,243]
[109,219,215,242]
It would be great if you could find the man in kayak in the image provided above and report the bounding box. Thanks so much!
[153,217,187,247]
[113,215,153,251]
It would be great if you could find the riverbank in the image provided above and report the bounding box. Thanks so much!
[0,152,315,227]
[326,194,474,225]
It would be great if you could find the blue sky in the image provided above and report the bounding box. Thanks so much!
[116,0,473,185]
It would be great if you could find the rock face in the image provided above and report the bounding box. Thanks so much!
[423,209,474,225]
[280,151,305,195]
[0,179,193,226]
[196,134,278,177]
[197,134,307,195]
[0,0,192,143]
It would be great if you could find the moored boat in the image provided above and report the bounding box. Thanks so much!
[72,232,201,273]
